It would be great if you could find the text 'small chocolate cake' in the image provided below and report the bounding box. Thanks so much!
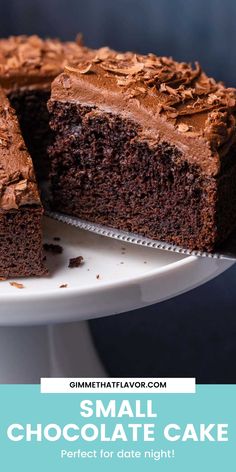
[0,87,46,277]
[0,35,91,179]
[48,49,236,251]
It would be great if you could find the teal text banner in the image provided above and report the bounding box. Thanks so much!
[0,385,234,471]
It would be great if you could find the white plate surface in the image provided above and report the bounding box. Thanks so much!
[0,217,234,326]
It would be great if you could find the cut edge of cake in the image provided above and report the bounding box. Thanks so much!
[0,86,47,278]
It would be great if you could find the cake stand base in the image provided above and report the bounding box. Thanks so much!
[0,321,106,384]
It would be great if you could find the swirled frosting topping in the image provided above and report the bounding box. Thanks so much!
[52,48,236,175]
[0,35,91,91]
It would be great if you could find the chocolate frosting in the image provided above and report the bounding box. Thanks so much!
[50,48,236,176]
[0,35,91,92]
[0,87,41,210]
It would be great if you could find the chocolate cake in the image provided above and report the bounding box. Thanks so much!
[0,35,91,179]
[0,87,46,277]
[48,49,236,251]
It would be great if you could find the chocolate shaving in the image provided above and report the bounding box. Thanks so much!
[0,131,9,147]
[93,47,111,62]
[204,110,234,149]
[177,123,190,132]
[160,83,180,96]
[14,179,28,191]
[101,62,144,76]
[75,33,84,46]
[65,63,92,74]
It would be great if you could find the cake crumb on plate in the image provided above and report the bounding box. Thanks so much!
[68,256,84,268]
[10,281,24,289]
[43,243,63,254]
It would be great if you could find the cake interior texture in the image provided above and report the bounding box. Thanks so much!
[48,101,236,251]
[8,89,51,180]
[0,207,45,277]
[0,86,46,278]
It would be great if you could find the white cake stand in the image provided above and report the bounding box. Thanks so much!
[0,217,234,383]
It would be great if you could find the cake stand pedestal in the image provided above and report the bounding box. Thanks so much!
[0,322,106,383]
[0,217,233,383]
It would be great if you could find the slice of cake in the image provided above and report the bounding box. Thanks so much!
[0,35,92,179]
[48,49,236,251]
[0,87,46,277]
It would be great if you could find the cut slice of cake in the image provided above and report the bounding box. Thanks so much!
[0,35,93,179]
[0,87,46,277]
[48,49,236,251]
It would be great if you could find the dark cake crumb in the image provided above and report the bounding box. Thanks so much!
[68,256,84,268]
[10,281,25,289]
[96,274,100,279]
[53,236,61,241]
[43,243,63,254]
[59,283,68,288]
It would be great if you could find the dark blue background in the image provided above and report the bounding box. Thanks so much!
[1,0,236,382]
[1,0,236,86]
